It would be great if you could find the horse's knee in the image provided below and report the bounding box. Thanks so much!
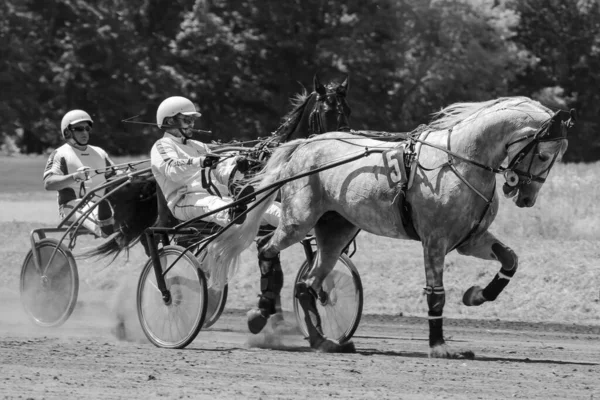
[491,242,518,277]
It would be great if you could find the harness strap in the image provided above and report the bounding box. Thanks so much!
[451,190,494,252]
[446,128,494,204]
[78,182,86,198]
[201,168,222,198]
[444,128,496,251]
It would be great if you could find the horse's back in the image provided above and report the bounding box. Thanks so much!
[279,132,411,237]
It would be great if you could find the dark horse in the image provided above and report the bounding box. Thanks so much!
[85,74,351,260]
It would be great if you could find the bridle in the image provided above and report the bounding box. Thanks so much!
[309,89,351,136]
[414,108,575,203]
[502,108,575,188]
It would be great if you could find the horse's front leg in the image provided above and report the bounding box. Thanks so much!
[457,231,518,307]
[424,241,474,359]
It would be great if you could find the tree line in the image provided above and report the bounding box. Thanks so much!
[1,0,599,162]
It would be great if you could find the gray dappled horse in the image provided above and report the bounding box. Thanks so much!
[203,96,573,357]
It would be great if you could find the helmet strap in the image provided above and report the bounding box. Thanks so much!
[72,136,88,148]
[66,127,88,149]
[179,128,193,144]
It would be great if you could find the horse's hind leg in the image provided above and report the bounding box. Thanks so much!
[296,212,358,353]
[247,215,316,334]
[457,230,518,307]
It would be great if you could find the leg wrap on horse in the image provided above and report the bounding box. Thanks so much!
[97,200,114,236]
[247,237,283,334]
[425,286,445,347]
[483,243,518,301]
[257,253,283,315]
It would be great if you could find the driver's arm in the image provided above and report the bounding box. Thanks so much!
[152,139,206,183]
[43,150,88,190]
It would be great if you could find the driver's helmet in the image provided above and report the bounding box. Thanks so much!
[156,96,202,128]
[60,110,93,139]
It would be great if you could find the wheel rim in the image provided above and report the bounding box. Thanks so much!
[294,256,362,342]
[138,249,206,348]
[21,242,77,327]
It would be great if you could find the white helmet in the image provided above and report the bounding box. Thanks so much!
[156,96,202,128]
[60,109,93,139]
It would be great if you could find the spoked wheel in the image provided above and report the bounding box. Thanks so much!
[20,238,79,327]
[137,245,208,349]
[195,249,228,329]
[293,254,363,343]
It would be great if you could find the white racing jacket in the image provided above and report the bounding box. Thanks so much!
[150,133,237,211]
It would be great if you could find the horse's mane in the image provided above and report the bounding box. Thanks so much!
[270,90,314,141]
[427,96,551,130]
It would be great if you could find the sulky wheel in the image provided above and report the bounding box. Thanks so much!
[137,245,208,349]
[293,254,363,343]
[20,238,79,327]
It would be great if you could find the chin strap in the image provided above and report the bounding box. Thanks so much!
[178,128,193,144]
[73,138,87,147]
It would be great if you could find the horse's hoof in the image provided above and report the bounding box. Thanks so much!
[429,344,475,359]
[462,285,487,306]
[247,308,269,334]
[313,338,356,353]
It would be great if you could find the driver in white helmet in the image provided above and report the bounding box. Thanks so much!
[150,96,280,226]
[43,109,116,238]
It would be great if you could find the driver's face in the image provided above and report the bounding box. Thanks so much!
[165,114,196,138]
[70,121,92,145]
[175,114,195,126]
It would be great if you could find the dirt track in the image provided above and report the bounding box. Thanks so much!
[1,293,599,400]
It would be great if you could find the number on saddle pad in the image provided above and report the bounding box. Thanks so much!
[382,147,409,188]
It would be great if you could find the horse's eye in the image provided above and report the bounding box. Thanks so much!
[537,152,550,162]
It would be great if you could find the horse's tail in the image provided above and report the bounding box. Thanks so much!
[205,140,303,289]
[79,175,158,261]
[77,229,147,262]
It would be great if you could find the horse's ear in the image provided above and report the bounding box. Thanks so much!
[568,108,577,128]
[313,74,326,96]
[340,75,349,94]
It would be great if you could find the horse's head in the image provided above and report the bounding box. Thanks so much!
[503,108,575,207]
[270,74,352,143]
[310,74,351,135]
